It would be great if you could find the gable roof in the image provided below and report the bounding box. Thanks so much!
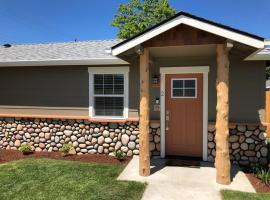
[111,11,266,56]
[0,39,127,66]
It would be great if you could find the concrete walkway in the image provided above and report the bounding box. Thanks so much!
[118,156,255,200]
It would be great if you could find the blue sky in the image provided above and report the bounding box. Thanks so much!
[0,0,269,44]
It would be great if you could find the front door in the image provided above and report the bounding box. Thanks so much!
[165,73,203,157]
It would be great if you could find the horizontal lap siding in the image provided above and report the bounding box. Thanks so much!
[151,56,265,123]
[0,66,89,116]
[0,58,265,123]
[229,59,265,123]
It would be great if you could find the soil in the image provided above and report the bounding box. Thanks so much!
[0,149,131,165]
[245,173,270,193]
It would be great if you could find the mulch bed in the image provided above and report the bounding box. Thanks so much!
[0,149,131,165]
[245,173,270,193]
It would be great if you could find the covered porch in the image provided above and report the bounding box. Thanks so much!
[111,12,267,185]
[138,42,231,184]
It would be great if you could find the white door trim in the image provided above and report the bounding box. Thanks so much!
[160,66,209,161]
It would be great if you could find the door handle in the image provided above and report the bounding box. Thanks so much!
[166,110,169,121]
[166,110,169,131]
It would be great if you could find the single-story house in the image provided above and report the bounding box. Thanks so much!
[0,11,269,183]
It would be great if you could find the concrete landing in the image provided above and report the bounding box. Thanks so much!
[118,156,255,200]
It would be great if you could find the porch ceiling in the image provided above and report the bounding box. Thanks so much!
[149,44,216,58]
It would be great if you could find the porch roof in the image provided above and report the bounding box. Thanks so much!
[111,11,267,56]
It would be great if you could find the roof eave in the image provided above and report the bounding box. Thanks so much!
[0,58,129,67]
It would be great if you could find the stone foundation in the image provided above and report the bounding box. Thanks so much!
[208,124,268,166]
[0,117,267,166]
[0,117,160,157]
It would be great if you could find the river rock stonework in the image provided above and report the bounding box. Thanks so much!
[0,117,161,156]
[149,121,161,156]
[208,124,268,166]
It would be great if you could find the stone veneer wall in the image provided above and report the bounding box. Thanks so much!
[0,117,267,167]
[208,124,268,166]
[0,118,160,156]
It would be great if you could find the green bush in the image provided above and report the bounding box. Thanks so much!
[114,150,125,161]
[59,144,74,156]
[19,143,32,155]
[253,166,270,185]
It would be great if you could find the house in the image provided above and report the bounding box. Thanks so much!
[0,12,269,184]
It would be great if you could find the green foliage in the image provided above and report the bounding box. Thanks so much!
[252,164,270,185]
[221,190,270,200]
[59,143,74,156]
[256,168,270,185]
[114,150,125,161]
[19,143,32,155]
[112,0,176,39]
[0,159,145,200]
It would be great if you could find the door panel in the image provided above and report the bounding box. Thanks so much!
[165,73,203,157]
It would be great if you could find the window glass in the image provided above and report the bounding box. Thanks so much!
[94,97,124,116]
[172,79,196,98]
[93,74,125,117]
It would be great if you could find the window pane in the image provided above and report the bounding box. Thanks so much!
[94,97,124,117]
[114,84,124,94]
[94,84,103,94]
[173,80,183,88]
[104,84,113,94]
[185,80,195,88]
[94,74,103,85]
[114,74,124,84]
[184,89,196,97]
[104,74,113,85]
[173,89,183,97]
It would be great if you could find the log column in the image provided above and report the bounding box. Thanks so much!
[139,48,150,176]
[215,44,231,185]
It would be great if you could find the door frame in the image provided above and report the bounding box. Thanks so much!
[160,66,209,161]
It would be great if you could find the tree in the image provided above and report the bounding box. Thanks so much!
[112,0,176,39]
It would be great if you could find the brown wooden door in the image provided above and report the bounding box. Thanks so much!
[165,73,203,157]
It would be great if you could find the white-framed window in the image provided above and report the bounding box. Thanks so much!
[88,67,129,119]
[171,78,197,98]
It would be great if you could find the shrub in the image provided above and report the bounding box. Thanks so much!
[19,143,32,155]
[254,166,270,185]
[59,144,74,156]
[114,150,125,161]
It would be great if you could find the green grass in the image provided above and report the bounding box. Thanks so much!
[0,158,145,200]
[221,190,270,200]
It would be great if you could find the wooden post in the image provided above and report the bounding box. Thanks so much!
[215,44,231,185]
[266,90,270,137]
[139,48,150,176]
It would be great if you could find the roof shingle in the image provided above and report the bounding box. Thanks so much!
[0,39,122,62]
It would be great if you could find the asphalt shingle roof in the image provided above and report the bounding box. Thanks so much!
[0,39,122,62]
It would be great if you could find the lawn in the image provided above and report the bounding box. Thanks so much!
[0,158,145,200]
[221,190,270,200]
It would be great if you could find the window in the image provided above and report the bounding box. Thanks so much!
[88,67,129,119]
[171,78,197,98]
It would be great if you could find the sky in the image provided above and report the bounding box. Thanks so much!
[0,0,269,44]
